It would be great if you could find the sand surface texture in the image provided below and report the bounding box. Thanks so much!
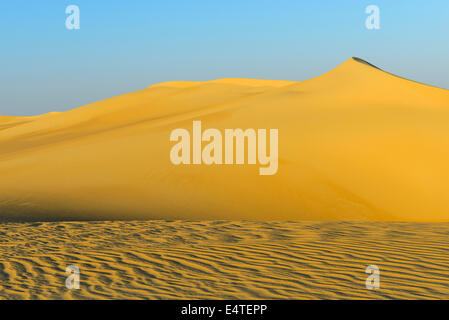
[0,221,448,299]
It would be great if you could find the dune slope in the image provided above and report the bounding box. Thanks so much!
[1,57,449,221]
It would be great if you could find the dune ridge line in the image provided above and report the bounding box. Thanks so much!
[1,57,449,222]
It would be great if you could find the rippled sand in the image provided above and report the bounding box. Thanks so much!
[0,221,448,299]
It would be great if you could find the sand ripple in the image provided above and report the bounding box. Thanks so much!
[0,221,448,299]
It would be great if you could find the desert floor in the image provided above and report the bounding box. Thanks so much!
[0,220,448,299]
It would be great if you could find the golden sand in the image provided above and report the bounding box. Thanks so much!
[1,57,449,221]
[0,221,448,299]
[1,60,449,299]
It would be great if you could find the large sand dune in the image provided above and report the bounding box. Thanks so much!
[1,57,449,221]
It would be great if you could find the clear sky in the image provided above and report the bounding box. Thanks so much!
[1,0,448,116]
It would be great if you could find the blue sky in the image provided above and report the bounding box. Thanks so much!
[1,0,448,116]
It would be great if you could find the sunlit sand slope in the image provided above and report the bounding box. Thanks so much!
[1,57,449,221]
[0,221,448,299]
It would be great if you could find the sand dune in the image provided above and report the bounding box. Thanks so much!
[1,59,449,300]
[1,57,449,221]
[0,220,448,299]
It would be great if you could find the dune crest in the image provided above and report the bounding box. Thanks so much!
[1,58,449,222]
